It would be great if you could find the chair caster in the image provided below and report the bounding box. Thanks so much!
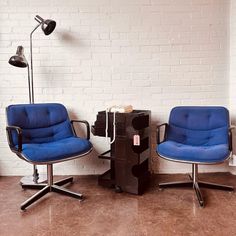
[79,196,85,202]
[115,185,123,193]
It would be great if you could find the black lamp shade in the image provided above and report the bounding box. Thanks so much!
[8,46,28,68]
[42,19,56,35]
[35,15,56,35]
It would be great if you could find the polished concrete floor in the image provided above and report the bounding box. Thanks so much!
[1,173,236,236]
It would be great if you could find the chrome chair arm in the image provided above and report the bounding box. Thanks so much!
[156,123,168,144]
[6,125,23,152]
[229,126,235,151]
[71,120,90,140]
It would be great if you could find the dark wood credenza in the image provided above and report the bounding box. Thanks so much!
[92,110,151,195]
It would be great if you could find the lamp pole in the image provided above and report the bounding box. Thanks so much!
[27,65,32,104]
[30,23,41,104]
[29,23,42,183]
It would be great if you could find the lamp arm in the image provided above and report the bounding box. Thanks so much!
[30,23,42,104]
[35,15,44,23]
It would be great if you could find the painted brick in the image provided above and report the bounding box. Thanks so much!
[0,0,232,176]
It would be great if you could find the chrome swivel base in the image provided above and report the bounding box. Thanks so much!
[159,164,234,207]
[20,164,83,210]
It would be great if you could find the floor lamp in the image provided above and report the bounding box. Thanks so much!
[8,15,56,184]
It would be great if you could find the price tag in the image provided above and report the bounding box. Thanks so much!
[133,135,140,146]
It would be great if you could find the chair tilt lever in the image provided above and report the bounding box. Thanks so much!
[20,164,83,211]
[159,164,234,208]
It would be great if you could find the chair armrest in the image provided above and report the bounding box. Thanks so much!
[229,126,235,151]
[156,123,168,144]
[71,120,90,140]
[6,125,22,152]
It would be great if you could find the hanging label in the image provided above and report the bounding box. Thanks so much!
[133,135,140,146]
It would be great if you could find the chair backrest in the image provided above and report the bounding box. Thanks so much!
[6,103,74,146]
[167,106,229,146]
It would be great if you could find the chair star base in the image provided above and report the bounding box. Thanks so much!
[20,165,83,211]
[21,176,74,190]
[159,164,234,207]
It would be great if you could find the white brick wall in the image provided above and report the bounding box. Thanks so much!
[230,0,236,119]
[0,0,232,176]
[229,0,236,174]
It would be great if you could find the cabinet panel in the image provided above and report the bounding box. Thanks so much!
[92,110,151,195]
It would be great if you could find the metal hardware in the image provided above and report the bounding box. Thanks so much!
[20,164,83,210]
[156,123,168,144]
[193,182,204,207]
[159,181,193,189]
[6,125,22,152]
[159,163,234,207]
[29,22,41,104]
[229,126,235,151]
[21,185,50,210]
[71,120,90,140]
[198,181,234,191]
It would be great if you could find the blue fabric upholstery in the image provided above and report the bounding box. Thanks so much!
[21,137,91,163]
[6,103,92,163]
[157,106,230,163]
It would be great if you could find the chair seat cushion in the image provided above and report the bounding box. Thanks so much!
[20,137,92,163]
[157,141,230,163]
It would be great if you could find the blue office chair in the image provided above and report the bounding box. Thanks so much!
[156,106,234,207]
[6,103,92,210]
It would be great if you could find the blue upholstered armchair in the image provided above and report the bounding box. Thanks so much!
[6,103,92,210]
[156,106,234,207]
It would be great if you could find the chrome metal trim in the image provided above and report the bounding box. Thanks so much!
[54,177,73,186]
[159,181,193,188]
[47,164,53,187]
[193,182,204,207]
[193,164,198,184]
[198,181,234,191]
[20,163,85,210]
[21,183,47,190]
[52,185,83,199]
[21,185,50,210]
[158,163,234,207]
[157,151,232,165]
[15,147,93,165]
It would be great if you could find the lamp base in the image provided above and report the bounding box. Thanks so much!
[20,174,47,185]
